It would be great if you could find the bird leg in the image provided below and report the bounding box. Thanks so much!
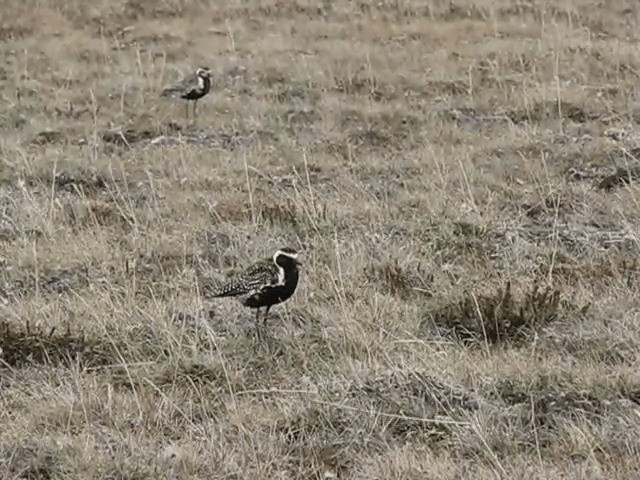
[194,99,198,119]
[185,101,189,120]
[263,305,272,328]
[255,307,262,341]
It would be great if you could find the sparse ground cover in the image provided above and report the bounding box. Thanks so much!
[1,0,640,478]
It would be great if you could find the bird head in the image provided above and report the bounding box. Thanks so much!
[196,67,212,79]
[273,247,302,267]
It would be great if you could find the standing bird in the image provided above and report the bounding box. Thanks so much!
[204,247,302,338]
[161,67,212,119]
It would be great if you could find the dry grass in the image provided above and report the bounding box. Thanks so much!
[1,0,640,478]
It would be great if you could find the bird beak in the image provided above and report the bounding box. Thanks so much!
[294,254,303,266]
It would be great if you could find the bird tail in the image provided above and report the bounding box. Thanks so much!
[160,86,181,98]
[197,277,230,298]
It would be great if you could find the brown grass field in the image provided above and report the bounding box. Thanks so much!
[1,0,640,478]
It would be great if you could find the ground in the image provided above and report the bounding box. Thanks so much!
[1,0,640,478]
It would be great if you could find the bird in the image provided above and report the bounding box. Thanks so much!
[204,247,302,338]
[161,67,212,119]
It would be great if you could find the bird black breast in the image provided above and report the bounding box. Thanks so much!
[242,268,299,309]
[182,76,211,100]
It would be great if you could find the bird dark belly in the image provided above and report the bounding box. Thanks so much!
[181,78,210,101]
[181,90,204,100]
[242,275,299,309]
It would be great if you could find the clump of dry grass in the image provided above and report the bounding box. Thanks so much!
[428,281,573,346]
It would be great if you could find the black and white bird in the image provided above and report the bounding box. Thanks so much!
[204,247,302,338]
[161,67,212,119]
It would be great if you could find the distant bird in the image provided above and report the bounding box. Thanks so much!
[205,247,302,338]
[161,67,212,119]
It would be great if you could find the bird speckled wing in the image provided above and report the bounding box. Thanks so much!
[162,75,198,99]
[210,259,280,298]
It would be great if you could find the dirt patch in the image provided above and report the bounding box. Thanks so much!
[274,83,321,105]
[100,124,271,151]
[429,221,506,265]
[206,197,252,224]
[259,198,300,228]
[355,370,479,414]
[208,196,315,229]
[563,146,640,187]
[596,166,640,190]
[517,222,638,257]
[330,69,435,101]
[0,319,116,369]
[346,370,478,444]
[542,253,639,289]
[342,111,422,152]
[255,69,319,103]
[519,191,580,221]
[436,106,512,131]
[365,258,433,299]
[506,101,602,125]
[275,405,355,480]
[52,171,109,196]
[0,440,68,480]
[332,74,409,102]
[59,198,135,231]
[21,168,117,199]
[150,358,234,393]
[100,122,181,147]
[425,79,468,97]
[347,125,397,150]
[169,309,225,343]
[2,266,105,300]
[341,108,420,134]
[281,107,321,132]
[128,250,198,281]
[439,101,603,131]
[491,375,637,430]
[558,336,637,366]
[29,130,67,146]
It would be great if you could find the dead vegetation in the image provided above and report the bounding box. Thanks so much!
[1,0,640,478]
[0,319,115,369]
[427,281,566,346]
